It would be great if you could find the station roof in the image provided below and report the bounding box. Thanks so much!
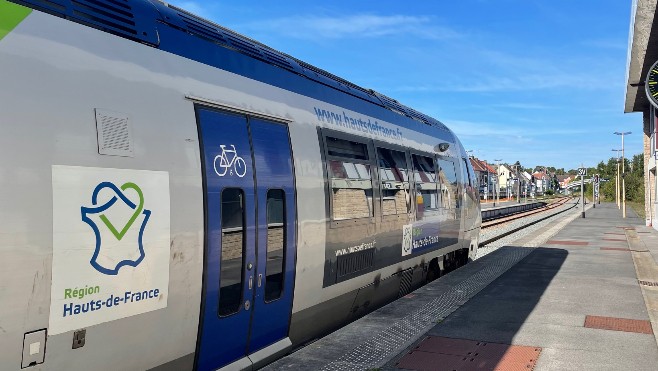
[625,0,658,113]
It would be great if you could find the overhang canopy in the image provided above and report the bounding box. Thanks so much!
[625,0,658,113]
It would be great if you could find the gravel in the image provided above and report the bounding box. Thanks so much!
[475,199,586,259]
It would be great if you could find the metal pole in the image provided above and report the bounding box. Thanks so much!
[592,175,596,208]
[622,134,626,218]
[494,159,502,206]
[514,166,521,204]
[615,158,621,210]
[614,132,631,217]
[611,149,620,208]
[581,169,585,218]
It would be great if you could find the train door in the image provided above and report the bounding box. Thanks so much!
[195,106,297,371]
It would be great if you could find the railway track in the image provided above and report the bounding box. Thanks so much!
[479,196,579,247]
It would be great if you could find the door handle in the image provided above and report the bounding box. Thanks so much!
[258,274,262,288]
[248,276,253,290]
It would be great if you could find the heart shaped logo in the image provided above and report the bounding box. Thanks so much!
[99,182,144,241]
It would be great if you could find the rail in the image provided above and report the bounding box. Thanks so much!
[479,197,577,246]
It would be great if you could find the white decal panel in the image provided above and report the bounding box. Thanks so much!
[49,165,170,335]
[402,224,413,256]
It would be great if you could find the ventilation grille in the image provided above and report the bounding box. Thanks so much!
[373,92,409,116]
[297,60,374,96]
[13,0,158,44]
[168,5,302,74]
[337,248,375,278]
[95,109,133,157]
[176,11,228,45]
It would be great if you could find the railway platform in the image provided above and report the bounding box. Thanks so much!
[264,203,658,371]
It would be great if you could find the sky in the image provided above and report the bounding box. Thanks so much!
[167,0,642,171]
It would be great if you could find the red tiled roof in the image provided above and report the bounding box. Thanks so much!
[469,158,488,172]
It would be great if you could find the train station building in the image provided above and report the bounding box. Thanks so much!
[625,0,658,229]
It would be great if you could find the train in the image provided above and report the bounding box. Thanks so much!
[0,0,481,370]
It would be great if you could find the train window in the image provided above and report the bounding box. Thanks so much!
[412,154,439,220]
[326,136,373,220]
[326,137,368,159]
[462,158,472,187]
[437,157,458,210]
[377,147,410,215]
[265,189,286,302]
[219,188,245,316]
[468,161,478,189]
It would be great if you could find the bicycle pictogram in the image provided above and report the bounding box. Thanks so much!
[213,144,247,177]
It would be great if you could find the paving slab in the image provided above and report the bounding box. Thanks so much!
[265,202,658,371]
[388,203,658,371]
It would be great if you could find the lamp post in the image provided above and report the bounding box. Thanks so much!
[513,164,521,203]
[614,132,631,218]
[494,159,502,206]
[611,149,621,209]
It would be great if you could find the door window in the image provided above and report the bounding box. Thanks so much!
[219,188,245,316]
[265,189,286,302]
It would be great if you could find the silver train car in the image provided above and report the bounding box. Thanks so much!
[0,0,481,370]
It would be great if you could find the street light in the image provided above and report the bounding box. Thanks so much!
[494,159,502,206]
[614,132,631,218]
[512,163,521,203]
[611,149,621,208]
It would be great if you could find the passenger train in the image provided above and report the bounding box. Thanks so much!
[0,0,481,370]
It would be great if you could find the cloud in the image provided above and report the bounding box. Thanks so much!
[237,14,460,40]
[444,119,588,139]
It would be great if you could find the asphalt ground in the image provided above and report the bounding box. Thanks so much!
[265,202,658,371]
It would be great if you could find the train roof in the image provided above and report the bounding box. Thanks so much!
[12,0,451,134]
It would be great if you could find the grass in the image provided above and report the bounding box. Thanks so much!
[627,201,646,219]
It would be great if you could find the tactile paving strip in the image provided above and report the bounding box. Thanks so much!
[546,240,588,246]
[584,315,653,334]
[396,336,541,371]
[600,247,629,252]
[317,247,533,371]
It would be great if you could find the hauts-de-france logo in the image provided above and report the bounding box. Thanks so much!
[81,182,151,275]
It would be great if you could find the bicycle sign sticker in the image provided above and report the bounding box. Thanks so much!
[213,144,247,178]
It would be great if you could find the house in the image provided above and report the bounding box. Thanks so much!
[469,157,487,193]
[497,164,517,197]
[557,175,572,189]
[483,162,497,199]
[532,171,548,194]
[469,157,496,199]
